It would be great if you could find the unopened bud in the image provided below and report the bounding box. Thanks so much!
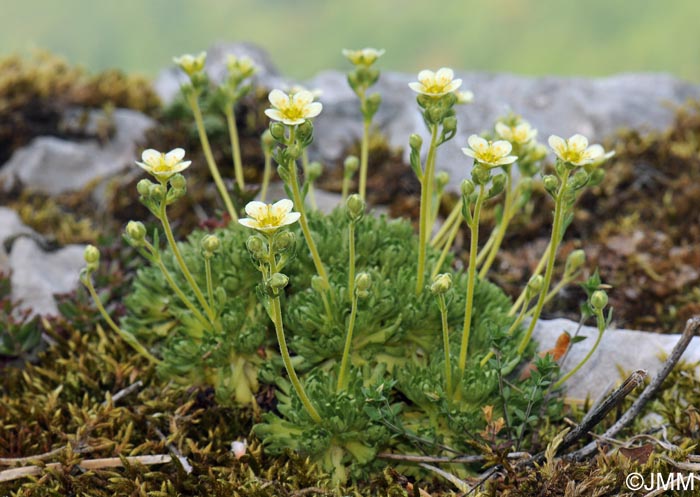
[269,272,289,291]
[137,179,153,196]
[543,175,559,194]
[261,129,275,151]
[125,221,147,244]
[169,173,187,190]
[436,171,450,191]
[346,194,366,222]
[84,245,100,270]
[591,290,608,310]
[571,169,589,189]
[344,155,359,176]
[442,116,457,134]
[461,179,475,197]
[269,122,286,142]
[202,234,221,255]
[430,273,452,295]
[306,161,322,182]
[355,272,372,298]
[365,93,382,115]
[149,184,166,200]
[246,236,265,258]
[296,121,314,142]
[409,133,423,151]
[589,168,606,186]
[565,249,586,275]
[272,231,295,252]
[527,274,544,296]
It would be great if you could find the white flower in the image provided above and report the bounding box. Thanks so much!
[135,148,191,180]
[409,68,462,97]
[548,134,614,166]
[231,440,247,460]
[342,48,385,66]
[288,85,322,101]
[173,52,206,76]
[462,135,518,167]
[238,199,301,234]
[456,90,475,104]
[495,121,538,145]
[264,89,322,126]
[226,55,257,78]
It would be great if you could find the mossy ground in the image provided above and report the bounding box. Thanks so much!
[1,54,699,495]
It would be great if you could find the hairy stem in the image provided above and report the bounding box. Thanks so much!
[416,125,439,294]
[224,105,245,191]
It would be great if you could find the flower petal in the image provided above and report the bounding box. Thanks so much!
[548,135,567,156]
[435,68,454,85]
[245,201,268,220]
[417,70,435,84]
[238,218,259,230]
[408,82,425,93]
[165,148,185,164]
[264,109,285,122]
[305,102,323,119]
[272,199,294,215]
[293,90,314,107]
[568,134,588,151]
[283,212,301,225]
[584,144,605,160]
[468,135,488,153]
[141,149,161,165]
[461,147,477,159]
[268,89,289,109]
[495,122,511,139]
[446,79,462,92]
[491,140,513,157]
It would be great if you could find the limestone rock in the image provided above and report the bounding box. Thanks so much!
[0,108,155,196]
[0,208,38,274]
[8,237,86,317]
[531,317,700,400]
[307,71,700,190]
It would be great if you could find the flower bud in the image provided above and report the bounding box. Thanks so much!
[461,179,475,197]
[430,273,452,295]
[471,165,491,186]
[169,173,187,190]
[296,121,314,143]
[565,249,586,275]
[268,272,289,291]
[286,144,301,160]
[269,122,286,142]
[527,274,544,296]
[137,179,154,197]
[442,116,457,134]
[409,133,423,151]
[202,234,221,255]
[543,175,559,195]
[365,93,382,116]
[435,171,450,191]
[519,177,534,192]
[590,290,608,310]
[246,235,265,259]
[261,129,275,151]
[306,161,322,182]
[355,272,372,298]
[125,221,147,244]
[346,194,366,222]
[311,275,325,293]
[149,184,166,200]
[344,155,359,177]
[570,169,589,189]
[588,168,606,187]
[272,231,295,253]
[84,244,100,264]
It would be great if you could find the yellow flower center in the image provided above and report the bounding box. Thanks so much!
[256,205,286,228]
[423,81,449,94]
[281,103,305,121]
[477,149,501,164]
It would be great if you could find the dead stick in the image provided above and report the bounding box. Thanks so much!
[378,452,529,464]
[567,316,699,461]
[103,380,143,406]
[0,454,171,483]
[524,369,647,466]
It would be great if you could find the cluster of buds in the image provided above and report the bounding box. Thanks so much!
[221,54,257,105]
[494,115,546,177]
[173,52,208,91]
[343,48,384,121]
[346,194,366,223]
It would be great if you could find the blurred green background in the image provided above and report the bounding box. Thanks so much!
[2,0,699,81]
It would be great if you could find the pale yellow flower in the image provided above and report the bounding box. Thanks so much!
[548,134,614,166]
[289,85,322,101]
[239,199,301,234]
[173,52,206,76]
[265,89,322,126]
[462,135,518,167]
[226,55,257,78]
[136,148,191,180]
[495,121,538,145]
[409,68,462,97]
[342,48,385,66]
[456,90,475,104]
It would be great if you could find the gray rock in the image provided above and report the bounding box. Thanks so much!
[531,317,700,400]
[0,108,155,196]
[154,41,288,105]
[307,70,700,190]
[0,208,38,273]
[8,237,86,316]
